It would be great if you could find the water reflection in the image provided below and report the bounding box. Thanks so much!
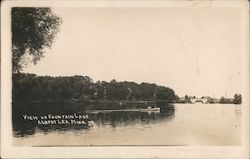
[13,102,175,138]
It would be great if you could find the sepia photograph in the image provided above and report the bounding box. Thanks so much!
[1,0,249,158]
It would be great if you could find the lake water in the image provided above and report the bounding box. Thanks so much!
[13,103,241,146]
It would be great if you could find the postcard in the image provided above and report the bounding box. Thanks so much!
[1,0,249,158]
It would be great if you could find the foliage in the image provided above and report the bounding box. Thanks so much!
[12,73,176,103]
[12,7,62,73]
[219,96,226,103]
[184,95,192,103]
[219,96,234,104]
[233,94,242,104]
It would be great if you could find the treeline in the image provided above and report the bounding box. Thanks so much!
[12,73,176,103]
[219,94,242,104]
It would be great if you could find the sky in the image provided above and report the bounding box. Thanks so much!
[24,7,241,98]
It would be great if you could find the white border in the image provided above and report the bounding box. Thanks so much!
[1,0,249,158]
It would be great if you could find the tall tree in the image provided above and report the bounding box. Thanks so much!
[233,94,242,104]
[12,7,62,73]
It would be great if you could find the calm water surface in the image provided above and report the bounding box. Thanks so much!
[13,104,241,146]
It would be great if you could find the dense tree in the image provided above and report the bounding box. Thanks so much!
[155,86,175,101]
[12,7,62,73]
[184,95,191,103]
[219,96,226,103]
[233,94,242,104]
[219,96,234,104]
[13,73,176,103]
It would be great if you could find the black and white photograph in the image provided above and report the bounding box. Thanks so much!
[1,0,249,158]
